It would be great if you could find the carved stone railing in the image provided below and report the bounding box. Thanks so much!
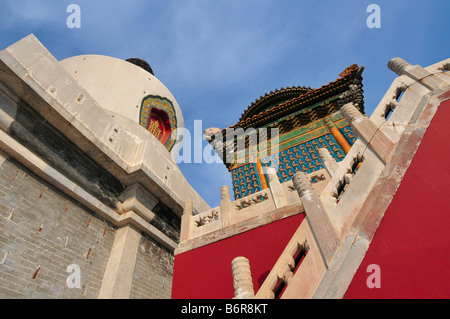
[234,57,450,299]
[179,187,275,245]
[234,189,271,211]
[254,217,325,299]
[319,57,450,239]
[178,169,329,250]
[373,57,450,143]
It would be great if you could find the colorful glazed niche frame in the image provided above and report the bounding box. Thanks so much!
[139,95,177,151]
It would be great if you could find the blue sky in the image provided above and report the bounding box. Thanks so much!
[0,0,449,208]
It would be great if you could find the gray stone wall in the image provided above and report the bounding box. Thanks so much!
[0,156,116,298]
[129,233,174,299]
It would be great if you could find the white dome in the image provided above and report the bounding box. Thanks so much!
[60,54,184,158]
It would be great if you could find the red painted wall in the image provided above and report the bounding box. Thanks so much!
[344,99,450,298]
[172,213,305,299]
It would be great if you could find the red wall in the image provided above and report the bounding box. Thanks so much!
[344,99,450,298]
[172,213,305,299]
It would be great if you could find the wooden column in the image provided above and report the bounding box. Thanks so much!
[324,116,352,154]
[256,153,269,190]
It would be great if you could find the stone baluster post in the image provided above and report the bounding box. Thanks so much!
[220,185,235,228]
[318,148,339,178]
[387,57,412,77]
[388,57,446,90]
[180,200,193,242]
[232,257,254,299]
[293,172,339,266]
[266,167,287,208]
[340,103,394,163]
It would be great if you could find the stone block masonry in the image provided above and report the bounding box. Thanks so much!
[129,233,174,299]
[0,155,177,299]
[0,34,201,298]
[0,157,116,298]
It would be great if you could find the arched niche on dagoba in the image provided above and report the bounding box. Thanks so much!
[139,95,177,151]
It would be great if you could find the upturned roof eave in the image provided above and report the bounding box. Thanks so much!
[222,64,360,134]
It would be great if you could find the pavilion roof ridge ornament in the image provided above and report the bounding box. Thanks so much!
[339,63,359,78]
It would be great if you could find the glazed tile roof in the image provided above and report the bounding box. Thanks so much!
[239,85,313,122]
[226,63,363,132]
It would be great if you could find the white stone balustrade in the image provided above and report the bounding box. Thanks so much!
[178,168,334,248]
[252,57,450,299]
[181,57,450,298]
[180,187,277,244]
[255,216,325,299]
[373,57,450,144]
